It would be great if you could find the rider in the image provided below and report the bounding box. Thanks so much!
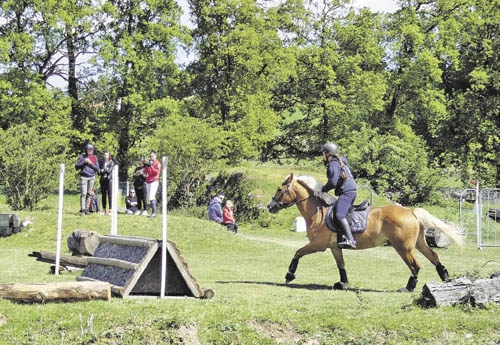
[320,142,358,249]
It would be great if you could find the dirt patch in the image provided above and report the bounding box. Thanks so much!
[249,319,319,344]
[177,323,201,345]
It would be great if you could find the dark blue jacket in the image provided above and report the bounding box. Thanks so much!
[75,154,100,178]
[208,198,223,223]
[322,156,357,196]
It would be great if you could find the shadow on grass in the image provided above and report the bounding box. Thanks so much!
[216,280,391,293]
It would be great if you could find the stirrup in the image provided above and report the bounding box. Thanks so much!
[338,239,356,249]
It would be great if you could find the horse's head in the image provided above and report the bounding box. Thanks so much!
[267,173,318,213]
[267,174,295,213]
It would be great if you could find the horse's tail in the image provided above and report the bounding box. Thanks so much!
[413,208,464,247]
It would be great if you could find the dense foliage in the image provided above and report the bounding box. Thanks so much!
[0,0,499,209]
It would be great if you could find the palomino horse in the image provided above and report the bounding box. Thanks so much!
[267,173,463,292]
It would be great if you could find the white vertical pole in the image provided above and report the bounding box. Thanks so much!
[55,164,65,275]
[476,180,481,250]
[160,156,168,298]
[111,165,119,235]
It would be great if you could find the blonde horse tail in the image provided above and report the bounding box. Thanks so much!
[413,208,464,248]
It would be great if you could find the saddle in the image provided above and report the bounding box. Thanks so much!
[325,199,371,234]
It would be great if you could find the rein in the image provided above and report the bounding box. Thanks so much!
[271,183,315,210]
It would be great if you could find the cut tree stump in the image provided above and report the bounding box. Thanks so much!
[0,281,111,303]
[420,273,500,308]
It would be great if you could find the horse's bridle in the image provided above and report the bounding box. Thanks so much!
[271,183,313,210]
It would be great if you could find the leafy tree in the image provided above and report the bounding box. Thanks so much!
[340,123,440,204]
[187,0,294,160]
[137,112,225,209]
[89,0,188,180]
[267,1,388,158]
[0,123,70,210]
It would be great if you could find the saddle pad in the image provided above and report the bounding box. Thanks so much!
[325,206,371,233]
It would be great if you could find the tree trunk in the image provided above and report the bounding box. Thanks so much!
[420,275,500,308]
[0,281,111,303]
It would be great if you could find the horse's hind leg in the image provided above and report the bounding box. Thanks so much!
[392,244,421,292]
[415,230,450,282]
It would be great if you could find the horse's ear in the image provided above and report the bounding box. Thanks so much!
[288,173,294,182]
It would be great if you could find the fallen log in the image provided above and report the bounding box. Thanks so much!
[0,281,111,303]
[29,251,89,268]
[420,274,500,308]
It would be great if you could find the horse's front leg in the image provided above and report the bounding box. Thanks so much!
[330,247,349,290]
[285,242,325,284]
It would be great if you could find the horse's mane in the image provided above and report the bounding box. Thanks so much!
[294,175,323,194]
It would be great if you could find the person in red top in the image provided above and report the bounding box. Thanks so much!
[75,143,100,216]
[222,200,238,234]
[144,150,161,218]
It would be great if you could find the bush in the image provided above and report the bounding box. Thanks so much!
[203,171,263,222]
[0,124,69,210]
[340,123,440,205]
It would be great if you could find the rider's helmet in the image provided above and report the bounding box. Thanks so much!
[320,142,338,155]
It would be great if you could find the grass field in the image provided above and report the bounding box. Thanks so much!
[0,166,499,344]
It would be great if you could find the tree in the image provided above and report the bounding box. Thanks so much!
[90,0,188,180]
[187,0,295,161]
[0,123,70,210]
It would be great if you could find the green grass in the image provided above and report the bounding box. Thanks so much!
[0,168,499,344]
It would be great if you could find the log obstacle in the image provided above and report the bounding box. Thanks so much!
[419,273,500,308]
[0,281,111,303]
[28,234,214,299]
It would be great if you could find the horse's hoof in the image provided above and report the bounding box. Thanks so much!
[333,282,348,290]
[285,272,295,284]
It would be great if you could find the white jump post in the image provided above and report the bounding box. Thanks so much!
[111,165,119,235]
[54,163,65,275]
[160,156,168,298]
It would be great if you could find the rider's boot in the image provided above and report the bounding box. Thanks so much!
[337,218,356,249]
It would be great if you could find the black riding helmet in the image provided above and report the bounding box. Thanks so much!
[320,142,338,155]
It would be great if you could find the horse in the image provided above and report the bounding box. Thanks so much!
[266,173,464,292]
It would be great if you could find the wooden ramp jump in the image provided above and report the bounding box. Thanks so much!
[75,235,214,299]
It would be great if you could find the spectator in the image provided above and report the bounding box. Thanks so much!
[144,150,161,218]
[125,189,140,215]
[223,200,238,234]
[75,143,100,216]
[132,158,148,215]
[208,193,224,224]
[87,188,100,214]
[99,150,114,215]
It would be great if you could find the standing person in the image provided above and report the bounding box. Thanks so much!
[208,193,224,224]
[75,143,100,216]
[125,189,140,215]
[320,142,358,249]
[132,158,148,215]
[144,150,161,218]
[99,150,114,215]
[222,200,238,234]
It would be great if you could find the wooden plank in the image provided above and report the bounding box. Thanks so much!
[86,257,139,271]
[121,241,159,297]
[0,281,111,303]
[29,251,89,268]
[99,235,156,248]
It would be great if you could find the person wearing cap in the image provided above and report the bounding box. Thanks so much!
[320,142,357,249]
[75,143,100,216]
[222,200,238,234]
[208,193,224,223]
